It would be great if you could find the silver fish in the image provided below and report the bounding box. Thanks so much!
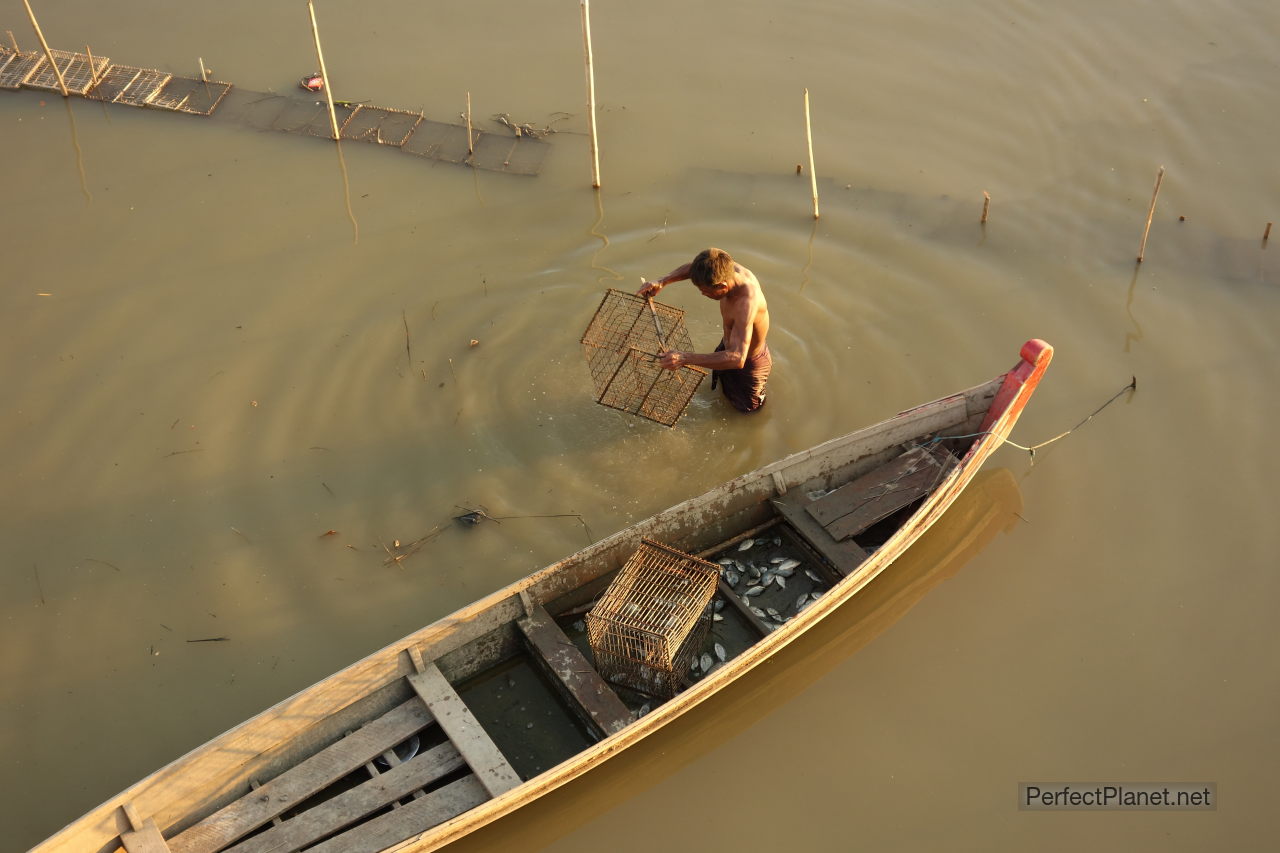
[744,585,765,597]
[750,606,767,618]
[713,599,725,612]
[717,558,734,566]
[775,575,787,589]
[726,569,740,587]
[712,612,724,621]
[714,643,727,662]
[805,569,823,583]
[794,593,809,612]
[737,538,754,551]
[700,653,713,672]
[766,607,782,620]
[776,558,800,573]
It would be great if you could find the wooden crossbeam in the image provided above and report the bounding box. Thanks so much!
[407,662,521,798]
[119,803,171,853]
[517,603,634,737]
[167,698,435,853]
[772,493,870,576]
[223,742,466,853]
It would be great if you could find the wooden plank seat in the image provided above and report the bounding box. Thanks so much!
[167,698,436,853]
[806,444,959,541]
[771,492,870,576]
[302,775,488,853]
[407,662,521,797]
[516,603,634,737]
[223,742,466,853]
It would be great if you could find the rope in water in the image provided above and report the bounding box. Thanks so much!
[932,376,1138,462]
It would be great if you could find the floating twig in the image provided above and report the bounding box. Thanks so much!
[83,558,121,572]
[981,190,991,224]
[318,529,339,538]
[163,448,204,458]
[1265,222,1273,245]
[322,481,335,497]
[1136,166,1165,263]
[187,637,230,643]
[230,526,253,544]
[402,308,412,364]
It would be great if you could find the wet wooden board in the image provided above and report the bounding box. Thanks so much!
[167,698,436,853]
[407,662,521,797]
[715,577,772,636]
[772,493,870,576]
[807,444,959,541]
[304,775,488,853]
[517,603,633,737]
[223,742,466,853]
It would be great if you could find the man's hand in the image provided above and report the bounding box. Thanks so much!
[638,277,663,299]
[658,350,685,370]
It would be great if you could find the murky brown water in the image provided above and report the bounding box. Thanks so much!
[3,1,1277,850]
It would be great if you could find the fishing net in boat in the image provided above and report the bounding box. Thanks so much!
[580,289,707,428]
[586,539,719,698]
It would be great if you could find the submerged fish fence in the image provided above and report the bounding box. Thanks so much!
[0,43,549,175]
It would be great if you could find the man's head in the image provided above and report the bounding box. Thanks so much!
[690,248,735,299]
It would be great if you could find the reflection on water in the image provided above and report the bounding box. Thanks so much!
[3,0,1279,849]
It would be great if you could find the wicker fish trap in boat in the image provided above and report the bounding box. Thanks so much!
[587,539,719,698]
[580,289,707,427]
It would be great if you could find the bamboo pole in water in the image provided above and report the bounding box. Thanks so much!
[580,0,601,189]
[84,45,99,87]
[1136,165,1165,263]
[466,91,473,155]
[1264,222,1273,244]
[7,30,19,52]
[981,191,991,224]
[306,0,341,142]
[804,88,819,219]
[22,0,68,97]
[199,56,209,83]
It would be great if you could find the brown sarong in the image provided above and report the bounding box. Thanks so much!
[712,342,772,413]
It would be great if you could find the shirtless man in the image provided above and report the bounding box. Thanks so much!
[638,247,772,413]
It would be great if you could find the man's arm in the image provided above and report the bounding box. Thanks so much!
[659,298,754,371]
[638,263,692,298]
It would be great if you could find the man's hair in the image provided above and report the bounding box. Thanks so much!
[689,248,735,287]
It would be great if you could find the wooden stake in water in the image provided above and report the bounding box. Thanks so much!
[22,0,68,97]
[199,56,209,83]
[306,0,341,141]
[1264,222,1273,244]
[466,91,473,155]
[1136,165,1165,263]
[804,88,819,219]
[84,45,99,87]
[981,190,991,224]
[7,29,20,52]
[580,0,602,189]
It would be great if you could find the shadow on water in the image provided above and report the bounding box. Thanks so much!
[449,466,1024,853]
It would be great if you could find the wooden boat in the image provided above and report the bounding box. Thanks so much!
[36,339,1052,853]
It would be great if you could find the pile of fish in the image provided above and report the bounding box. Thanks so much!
[688,534,831,678]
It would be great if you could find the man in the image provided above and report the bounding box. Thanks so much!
[638,247,771,413]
